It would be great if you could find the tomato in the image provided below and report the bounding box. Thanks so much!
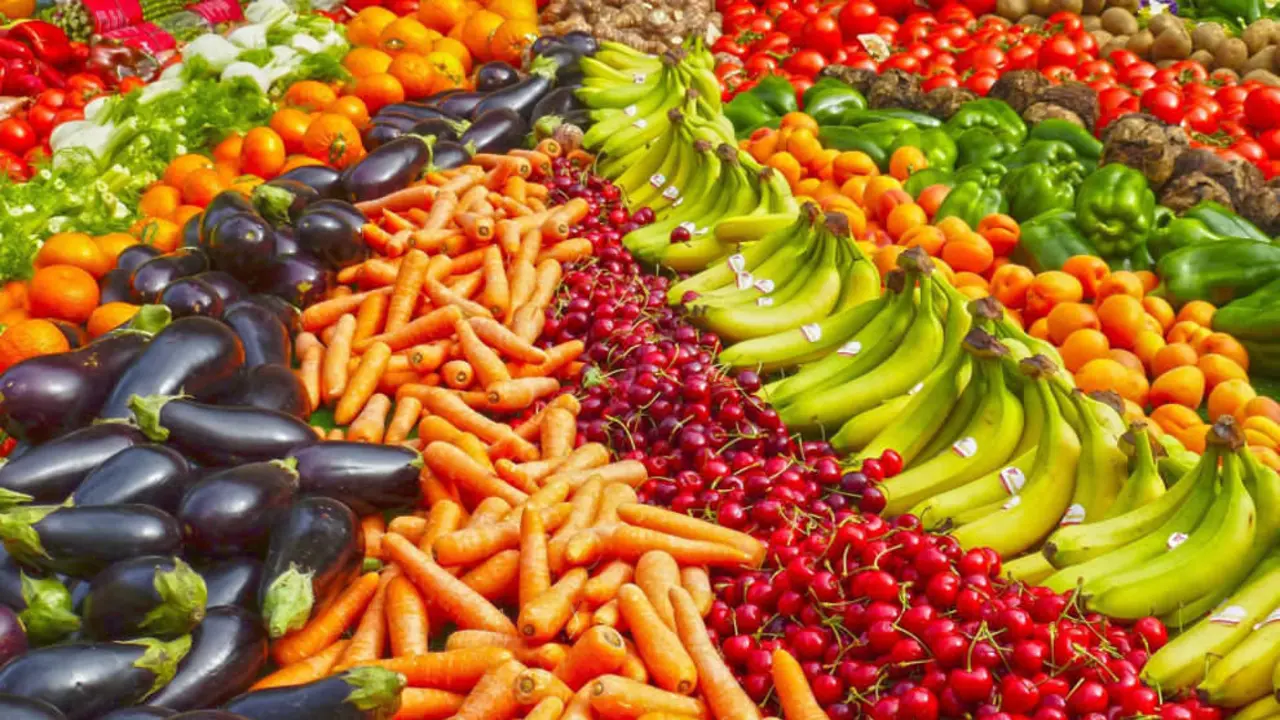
[881,54,921,73]
[1232,138,1268,165]
[65,73,106,106]
[761,0,791,17]
[723,1,756,29]
[1075,59,1114,81]
[842,50,879,71]
[26,103,58,138]
[1245,87,1280,130]
[0,149,27,182]
[757,31,794,54]
[1006,44,1037,70]
[898,21,930,44]
[838,0,881,36]
[1038,34,1080,68]
[923,73,961,91]
[1121,61,1157,83]
[713,36,748,56]
[1172,60,1209,82]
[1184,82,1216,100]
[22,145,47,167]
[0,119,37,155]
[53,108,84,126]
[938,3,976,24]
[905,42,933,62]
[876,17,900,36]
[790,75,814,103]
[771,8,804,34]
[1182,105,1219,135]
[1211,68,1240,87]
[117,76,145,93]
[965,67,1000,95]
[747,13,775,33]
[1141,85,1184,125]
[929,53,956,69]
[965,44,1005,70]
[1098,87,1135,114]
[785,49,828,76]
[35,89,66,109]
[1069,28,1098,56]
[800,14,843,55]
[1130,77,1157,95]
[1046,11,1082,30]
[744,53,781,75]
[794,0,822,15]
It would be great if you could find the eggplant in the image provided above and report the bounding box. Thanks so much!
[181,214,202,249]
[253,180,319,227]
[160,278,224,319]
[362,121,404,151]
[0,504,183,579]
[71,444,191,512]
[226,296,300,335]
[259,496,361,638]
[307,200,367,229]
[342,135,432,203]
[460,108,527,154]
[276,165,345,200]
[99,268,134,305]
[146,607,267,711]
[199,192,256,245]
[0,423,144,502]
[530,35,563,55]
[560,30,599,56]
[171,713,249,720]
[409,116,468,142]
[255,252,331,308]
[532,85,587,124]
[0,694,67,720]
[475,61,520,92]
[377,102,455,120]
[208,213,275,281]
[430,140,473,171]
[271,228,299,257]
[290,442,422,515]
[131,395,314,467]
[49,320,87,351]
[223,668,403,720]
[217,365,310,419]
[118,245,164,274]
[176,461,299,558]
[0,329,154,442]
[221,302,290,368]
[198,558,261,610]
[368,112,420,129]
[192,272,248,307]
[429,90,486,119]
[0,547,23,609]
[101,709,177,719]
[295,209,367,270]
[0,636,192,720]
[131,249,211,303]
[82,556,206,641]
[99,316,245,419]
[0,606,26,666]
[535,44,582,82]
[13,573,79,646]
[471,57,558,123]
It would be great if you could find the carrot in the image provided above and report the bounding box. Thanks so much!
[518,504,551,609]
[595,482,638,525]
[617,504,766,567]
[441,359,475,389]
[354,183,440,215]
[335,342,392,425]
[524,697,566,720]
[417,189,458,231]
[384,249,430,334]
[273,572,381,664]
[472,153,531,177]
[514,668,574,706]
[322,314,358,403]
[386,396,423,445]
[535,138,563,157]
[450,658,525,720]
[441,166,485,195]
[588,675,708,720]
[456,317,511,387]
[502,176,528,204]
[592,598,622,628]
[561,686,595,720]
[387,574,430,657]
[392,688,466,720]
[485,377,560,412]
[671,587,762,720]
[417,414,464,445]
[362,514,387,560]
[418,498,466,554]
[505,259,536,324]
[513,394,581,441]
[405,228,460,253]
[450,247,487,274]
[347,392,392,443]
[517,567,588,643]
[456,211,495,243]
[335,567,397,671]
[401,386,537,457]
[565,609,593,641]
[495,459,561,491]
[773,648,831,720]
[583,560,634,607]
[510,149,552,178]
[384,534,518,635]
[457,432,496,473]
[420,469,459,507]
[460,548,520,602]
[448,269,485,300]
[554,625,628,691]
[360,305,464,352]
[619,638,649,684]
[679,567,713,618]
[359,648,515,691]
[477,246,509,317]
[436,504,570,565]
[353,290,390,345]
[303,288,393,332]
[423,441,529,508]
[565,149,593,169]
[618,584,698,695]
[298,345,323,414]
[634,552,681,631]
[425,277,492,318]
[539,407,576,460]
[326,428,347,441]
[548,478,603,572]
[463,319,545,367]
[538,238,593,264]
[611,525,754,568]
[544,461,648,492]
[557,442,608,473]
[445,630,567,671]
[252,640,350,690]
[466,497,513,528]
[407,341,450,372]
[512,340,585,379]
[522,476,574,511]
[388,515,428,545]
[484,430,542,463]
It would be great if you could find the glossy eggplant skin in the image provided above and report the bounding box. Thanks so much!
[82,556,205,641]
[118,245,164,274]
[13,505,183,579]
[229,296,299,335]
[160,278,225,319]
[181,214,202,249]
[271,228,300,257]
[0,694,67,720]
[342,136,430,203]
[460,108,527,154]
[170,713,249,720]
[255,253,331,309]
[294,208,367,270]
[532,86,587,123]
[217,365,310,419]
[259,497,361,639]
[291,442,422,515]
[131,249,211,303]
[146,607,267,712]
[0,638,189,720]
[0,605,26,666]
[431,140,472,171]
[100,317,245,420]
[257,179,319,225]
[177,462,298,559]
[307,200,367,229]
[221,303,290,369]
[362,121,404,151]
[199,192,257,243]
[560,31,598,55]
[378,103,454,121]
[0,423,145,502]
[0,547,26,609]
[471,63,556,123]
[193,272,249,307]
[0,331,150,443]
[430,90,486,118]
[475,61,520,92]
[142,399,315,467]
[71,444,191,512]
[223,669,398,720]
[207,213,275,281]
[198,558,261,610]
[275,166,344,200]
[99,268,134,305]
[410,117,466,142]
[100,709,176,719]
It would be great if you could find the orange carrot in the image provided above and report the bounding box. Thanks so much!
[609,525,754,568]
[561,686,594,720]
[451,247,487,274]
[450,658,525,720]
[538,238,593,264]
[273,572,380,664]
[512,340,585,379]
[553,625,628,691]
[518,507,551,609]
[583,560,634,607]
[326,428,347,441]
[457,432,495,474]
[388,515,428,545]
[298,345,323,414]
[392,688,466,720]
[441,359,475,389]
[466,497,513,528]
[524,697,566,720]
[478,246,509,317]
[494,459,560,491]
[618,584,698,695]
[535,138,563,157]
[354,183,440,215]
[420,469,459,507]
[773,648,831,720]
[354,290,390,344]
[420,190,458,230]
[386,396,423,445]
[593,598,622,628]
[362,514,387,560]
[408,228,462,253]
[460,548,520,602]
[456,317,511,388]
[252,640,350,690]
[514,668,573,706]
[521,476,574,511]
[322,314,358,403]
[456,212,495,243]
[512,394,581,441]
[347,392,392,443]
[635,552,681,631]
[425,277,492,319]
[680,567,713,618]
[502,176,528,205]
[617,504,766,567]
[362,223,396,255]
[385,249,430,334]
[335,567,397,670]
[386,573,430,658]
[335,342,392,425]
[544,460,648,492]
[445,630,567,671]
[466,317,546,365]
[358,647,515,691]
[400,385,538,458]
[671,587,762,720]
[435,504,570,565]
[407,341,450,372]
[423,441,529,508]
[485,377,560,412]
[539,407,576,460]
[448,269,485,300]
[556,442,608,473]
[620,639,649,684]
[505,260,536,324]
[360,305,464,353]
[302,288,393,333]
[587,675,708,720]
[472,153,531,177]
[635,714,705,720]
[548,478,603,572]
[383,534,518,635]
[417,498,465,554]
[510,149,552,178]
[565,149,593,170]
[517,567,588,643]
[457,185,490,215]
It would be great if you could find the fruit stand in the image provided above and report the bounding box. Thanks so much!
[0,0,1278,716]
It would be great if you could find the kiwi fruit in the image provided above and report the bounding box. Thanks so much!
[1151,28,1193,60]
[1242,19,1276,55]
[1100,7,1138,36]
[1192,22,1227,53]
[1147,12,1182,37]
[1243,68,1280,86]
[1215,37,1250,71]
[996,0,1029,19]
[1126,30,1155,56]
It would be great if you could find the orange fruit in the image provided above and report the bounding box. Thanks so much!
[347,6,398,46]
[284,80,339,112]
[426,50,467,89]
[1141,295,1175,332]
[1025,271,1083,320]
[1239,397,1280,425]
[1060,328,1109,373]
[1209,379,1256,422]
[1198,353,1247,392]
[380,17,435,55]
[172,205,204,228]
[212,133,244,166]
[1151,342,1199,377]
[131,218,181,253]
[241,127,287,180]
[1095,271,1145,303]
[1045,302,1100,346]
[486,18,536,64]
[281,155,324,173]
[460,9,506,58]
[431,37,473,73]
[1096,294,1145,350]
[180,167,226,208]
[1132,330,1166,371]
[419,0,471,33]
[1108,349,1145,375]
[94,232,138,265]
[352,72,406,114]
[1176,300,1216,327]
[87,302,140,338]
[327,96,371,130]
[0,319,71,372]
[270,107,315,154]
[28,265,100,324]
[388,52,439,99]
[1197,332,1250,372]
[889,146,928,180]
[343,47,394,78]
[35,232,111,278]
[1075,358,1148,406]
[163,154,214,189]
[138,184,182,220]
[485,0,536,20]
[302,114,365,168]
[1149,366,1206,409]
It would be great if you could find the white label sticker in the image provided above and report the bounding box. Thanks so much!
[1148,0,1166,14]
[1210,605,1248,626]
[999,467,1026,495]
[801,324,822,343]
[632,118,647,129]
[727,254,746,273]
[838,341,862,357]
[680,221,698,235]
[907,382,925,395]
[624,105,638,117]
[1166,532,1189,550]
[858,33,891,61]
[736,272,754,290]
[633,72,647,84]
[754,278,775,293]
[662,186,680,200]
[951,437,978,458]
[1060,503,1086,527]
[672,196,684,207]
[1254,607,1280,630]
[649,173,666,188]
[1002,495,1022,510]
[757,297,774,307]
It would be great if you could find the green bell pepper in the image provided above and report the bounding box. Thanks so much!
[954,128,1018,167]
[817,126,889,170]
[751,73,799,118]
[1027,119,1102,167]
[1075,163,1158,270]
[725,92,779,138]
[859,119,917,156]
[1010,210,1098,273]
[834,109,940,127]
[1002,163,1077,221]
[1148,216,1229,262]
[953,160,1008,190]
[944,99,1027,147]
[1002,140,1081,172]
[904,168,954,198]
[934,180,1006,229]
[1154,238,1280,306]
[1183,201,1271,244]
[802,77,867,127]
[890,127,957,172]
[1214,276,1280,343]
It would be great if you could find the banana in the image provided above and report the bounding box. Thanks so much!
[624,142,725,261]
[600,92,685,158]
[594,41,665,71]
[645,133,704,217]
[715,212,799,245]
[613,116,681,201]
[1002,552,1056,585]
[626,123,691,209]
[1230,694,1280,720]
[950,356,1082,558]
[838,351,973,460]
[1141,548,1280,692]
[1105,422,1167,519]
[687,210,814,307]
[1056,387,1129,526]
[1198,603,1280,707]
[665,196,805,302]
[629,151,743,266]
[582,71,684,149]
[830,235,883,312]
[828,394,917,454]
[659,160,766,272]
[912,362,984,465]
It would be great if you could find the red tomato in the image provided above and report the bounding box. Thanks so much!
[53,108,84,126]
[1006,44,1037,70]
[0,149,27,182]
[1141,85,1184,125]
[747,13,775,33]
[35,89,67,109]
[905,42,934,62]
[745,53,780,75]
[938,3,976,24]
[965,67,1000,95]
[762,0,791,17]
[117,76,146,93]
[1122,61,1158,82]
[1181,105,1219,135]
[876,17,900,36]
[1042,65,1075,84]
[0,119,37,155]
[1245,87,1280,130]
[1232,138,1268,164]
[838,0,881,36]
[1045,11,1082,30]
[1038,34,1080,68]
[881,54,921,73]
[842,50,879,71]
[758,32,794,54]
[1098,87,1135,114]
[794,0,822,15]
[1129,77,1157,95]
[713,36,748,56]
[26,103,58,138]
[800,14,843,55]
[775,8,807,34]
[965,44,1006,70]
[1172,60,1209,82]
[898,21,930,44]
[790,75,814,104]
[923,73,961,91]
[1069,28,1098,56]
[1075,59,1114,81]
[785,49,828,76]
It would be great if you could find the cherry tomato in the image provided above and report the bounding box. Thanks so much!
[1122,61,1158,83]
[1006,44,1038,70]
[966,67,1000,95]
[758,32,794,54]
[0,149,28,182]
[905,42,934,62]
[1039,34,1080,68]
[1046,11,1083,31]
[1141,85,1184,125]
[0,118,37,155]
[923,72,961,91]
[794,0,822,15]
[747,13,775,33]
[775,8,807,35]
[898,21,930,44]
[1245,87,1280,130]
[786,49,828,76]
[761,0,791,17]
[838,0,881,36]
[26,103,59,138]
[745,53,780,75]
[1182,105,1219,135]
[1172,59,1209,82]
[1069,28,1098,56]
[881,54,921,73]
[1042,65,1075,84]
[842,50,879,71]
[801,14,843,56]
[1233,138,1268,164]
[1130,77,1157,95]
[53,108,85,126]
[965,44,1006,70]
[875,17,900,35]
[713,36,748,56]
[929,53,957,69]
[35,89,67,109]
[1098,87,1136,114]
[939,3,976,24]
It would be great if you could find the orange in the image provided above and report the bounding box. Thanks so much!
[241,127,287,180]
[419,0,471,33]
[302,114,364,169]
[327,96,371,130]
[180,167,226,208]
[1045,302,1100,346]
[172,205,203,228]
[1198,353,1247,392]
[284,80,339,112]
[487,19,536,64]
[1197,332,1250,372]
[35,232,111,278]
[1096,294,1145,350]
[0,319,71,372]
[888,146,927,180]
[1075,358,1148,406]
[426,50,467,89]
[380,17,435,55]
[1176,300,1216,327]
[1151,342,1198,377]
[1061,255,1109,300]
[485,0,536,20]
[388,52,439,99]
[163,154,214,189]
[93,232,138,265]
[87,302,140,338]
[212,133,243,166]
[352,72,405,114]
[28,265,100,324]
[1149,366,1206,409]
[459,9,505,58]
[270,107,314,154]
[347,6,398,46]
[1095,271,1144,303]
[281,155,324,173]
[138,184,182,220]
[131,218,181,253]
[1025,271,1083,320]
[343,47,394,78]
[1060,328,1109,373]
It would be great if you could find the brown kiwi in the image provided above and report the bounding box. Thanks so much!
[1028,0,1054,17]
[1147,12,1182,37]
[1018,13,1046,27]
[1101,37,1131,57]
[1082,0,1105,13]
[1049,0,1083,14]
[1243,68,1280,86]
[1215,37,1250,71]
[1190,49,1217,67]
[1082,15,1102,31]
[1151,28,1193,61]
[1100,7,1139,36]
[1246,46,1280,73]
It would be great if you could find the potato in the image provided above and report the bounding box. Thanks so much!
[1100,7,1138,35]
[1049,0,1083,14]
[1243,19,1276,55]
[1108,0,1141,11]
[1082,15,1102,31]
[1215,37,1250,71]
[1151,28,1193,60]
[1092,29,1113,47]
[1126,29,1155,56]
[1244,46,1277,73]
[1243,68,1280,86]
[1082,0,1105,13]
[997,0,1030,19]
[1192,22,1227,53]
[1101,37,1131,57]
[1191,49,1217,67]
[1029,0,1054,17]
[1147,12,1183,37]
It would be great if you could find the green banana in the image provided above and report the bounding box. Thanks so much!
[717,293,886,372]
[1056,387,1129,526]
[1002,552,1056,585]
[1105,422,1167,519]
[1198,600,1280,707]
[827,394,916,454]
[1229,694,1280,720]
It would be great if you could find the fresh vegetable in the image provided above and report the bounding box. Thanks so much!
[258,496,361,638]
[130,395,315,467]
[198,558,263,612]
[70,443,191,512]
[1075,163,1158,271]
[81,556,207,640]
[99,316,245,419]
[0,423,145,503]
[0,504,182,578]
[176,461,299,559]
[145,607,268,711]
[222,667,404,720]
[288,442,422,515]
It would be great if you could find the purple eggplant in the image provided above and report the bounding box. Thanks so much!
[181,214,202,249]
[0,547,24,609]
[0,694,66,720]
[362,121,404,151]
[378,102,455,121]
[0,504,182,579]
[0,423,144,502]
[172,713,249,720]
[101,709,176,719]
[295,208,367,270]
[430,140,473,171]
[0,636,192,720]
[342,135,432,203]
[410,116,469,142]
[192,272,248,307]
[532,85,587,123]
[223,669,403,720]
[430,90,487,119]
[560,31,598,55]
[252,180,319,227]
[255,252,331,308]
[130,395,315,467]
[530,35,562,55]
[290,442,422,515]
[471,56,558,123]
[460,107,527,154]
[118,245,163,274]
[276,165,344,200]
[0,606,26,666]
[71,444,191,512]
[226,296,300,335]
[217,365,310,419]
[146,607,267,711]
[370,112,420,129]
[476,61,520,92]
[259,497,361,638]
[208,213,275,281]
[131,249,211,303]
[533,43,582,83]
[160,278,224,319]
[176,461,299,558]
[221,302,290,368]
[199,192,257,245]
[271,228,299,257]
[99,316,245,419]
[307,200,367,229]
[198,558,261,610]
[82,556,206,641]
[100,268,134,305]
